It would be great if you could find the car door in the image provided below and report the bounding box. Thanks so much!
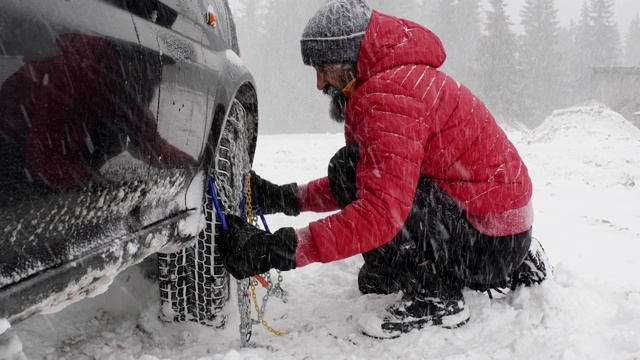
[93,0,224,228]
[132,0,215,160]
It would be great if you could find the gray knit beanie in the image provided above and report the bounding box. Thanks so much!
[301,0,373,66]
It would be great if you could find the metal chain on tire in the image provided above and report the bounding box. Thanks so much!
[212,100,253,335]
[158,98,289,345]
[206,100,272,345]
[243,177,289,340]
[158,99,252,328]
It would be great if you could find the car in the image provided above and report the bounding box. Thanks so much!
[0,0,257,330]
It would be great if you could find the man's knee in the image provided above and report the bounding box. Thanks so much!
[328,145,359,208]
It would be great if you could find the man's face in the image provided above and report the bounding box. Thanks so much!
[314,65,353,123]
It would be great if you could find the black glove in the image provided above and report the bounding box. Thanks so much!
[249,170,300,216]
[217,214,297,279]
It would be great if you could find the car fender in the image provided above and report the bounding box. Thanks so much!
[207,50,259,165]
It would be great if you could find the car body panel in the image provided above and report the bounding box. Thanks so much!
[0,0,257,325]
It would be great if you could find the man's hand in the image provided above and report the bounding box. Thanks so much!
[250,171,300,216]
[216,214,297,279]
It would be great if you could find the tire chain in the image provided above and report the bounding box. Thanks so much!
[158,99,251,328]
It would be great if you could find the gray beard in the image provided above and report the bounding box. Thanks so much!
[323,86,349,124]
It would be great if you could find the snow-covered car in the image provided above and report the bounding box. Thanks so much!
[0,0,257,329]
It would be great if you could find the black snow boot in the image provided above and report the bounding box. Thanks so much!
[509,237,550,289]
[359,268,470,339]
[469,237,551,297]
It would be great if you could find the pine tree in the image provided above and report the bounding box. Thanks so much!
[234,0,271,58]
[571,2,594,102]
[625,13,640,66]
[430,0,482,91]
[559,1,604,106]
[430,0,457,37]
[251,0,339,133]
[587,0,621,66]
[557,19,588,106]
[476,0,521,122]
[519,0,562,126]
[235,0,270,35]
[576,1,592,51]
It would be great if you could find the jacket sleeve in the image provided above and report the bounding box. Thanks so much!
[302,81,428,263]
[298,176,341,213]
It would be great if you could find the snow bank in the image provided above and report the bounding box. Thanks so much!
[522,102,640,188]
[526,101,640,144]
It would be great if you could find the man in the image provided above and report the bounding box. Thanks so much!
[218,0,549,338]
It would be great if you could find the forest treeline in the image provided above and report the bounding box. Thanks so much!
[232,0,640,133]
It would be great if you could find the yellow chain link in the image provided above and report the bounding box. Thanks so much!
[250,277,289,336]
[246,175,289,337]
[245,176,253,225]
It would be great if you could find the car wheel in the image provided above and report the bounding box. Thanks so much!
[158,99,251,327]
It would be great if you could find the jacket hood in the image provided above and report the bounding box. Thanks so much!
[356,11,446,83]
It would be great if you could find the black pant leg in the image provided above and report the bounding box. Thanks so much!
[414,177,532,285]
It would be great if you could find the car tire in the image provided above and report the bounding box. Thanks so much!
[158,99,251,327]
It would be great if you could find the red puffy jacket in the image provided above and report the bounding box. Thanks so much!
[295,11,533,266]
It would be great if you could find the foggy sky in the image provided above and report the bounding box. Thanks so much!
[230,1,640,35]
[228,0,639,134]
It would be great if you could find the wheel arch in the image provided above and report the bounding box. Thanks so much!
[205,73,258,169]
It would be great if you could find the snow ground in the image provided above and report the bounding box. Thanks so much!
[3,103,640,360]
